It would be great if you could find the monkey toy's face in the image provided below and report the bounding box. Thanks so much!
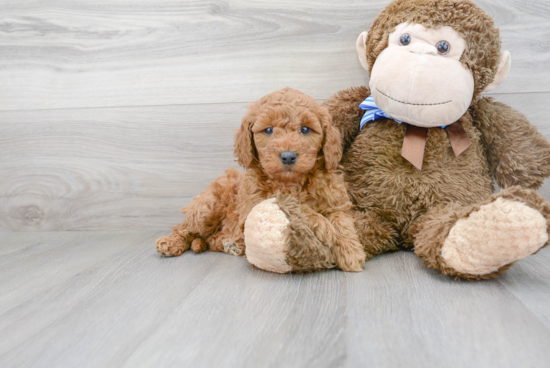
[370,23,472,128]
[357,22,511,128]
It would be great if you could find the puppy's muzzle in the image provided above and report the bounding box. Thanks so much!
[280,151,297,165]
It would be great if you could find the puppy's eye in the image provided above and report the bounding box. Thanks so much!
[300,126,311,135]
[264,127,273,135]
[436,40,450,55]
[399,33,411,46]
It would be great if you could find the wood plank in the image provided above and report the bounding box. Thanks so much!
[0,231,348,368]
[0,231,224,366]
[0,103,247,231]
[0,231,157,315]
[497,245,550,329]
[1,231,550,367]
[0,0,548,111]
[1,92,550,231]
[121,259,348,368]
[346,249,550,368]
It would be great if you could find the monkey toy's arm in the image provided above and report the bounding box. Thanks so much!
[472,97,550,189]
[322,86,371,153]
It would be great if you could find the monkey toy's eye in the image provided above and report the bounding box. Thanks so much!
[264,127,273,135]
[399,33,411,46]
[300,126,311,135]
[436,40,450,55]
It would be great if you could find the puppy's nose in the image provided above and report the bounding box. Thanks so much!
[280,151,297,165]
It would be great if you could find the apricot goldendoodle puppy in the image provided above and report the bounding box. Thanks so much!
[156,88,365,272]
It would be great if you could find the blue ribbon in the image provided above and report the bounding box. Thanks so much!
[359,96,402,130]
[359,96,446,130]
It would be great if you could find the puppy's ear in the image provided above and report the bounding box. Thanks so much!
[234,110,257,169]
[320,108,343,171]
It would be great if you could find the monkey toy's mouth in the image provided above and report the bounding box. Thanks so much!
[370,84,468,128]
[376,88,452,106]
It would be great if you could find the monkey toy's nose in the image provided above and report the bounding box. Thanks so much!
[280,151,297,165]
[409,43,438,56]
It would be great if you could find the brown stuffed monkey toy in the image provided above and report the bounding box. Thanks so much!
[321,0,550,279]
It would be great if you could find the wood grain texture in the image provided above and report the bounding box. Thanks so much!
[1,0,549,231]
[347,251,550,367]
[1,92,549,231]
[2,1,550,366]
[497,246,550,330]
[0,103,247,230]
[0,0,548,111]
[1,231,549,368]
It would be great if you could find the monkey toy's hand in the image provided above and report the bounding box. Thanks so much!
[243,196,336,273]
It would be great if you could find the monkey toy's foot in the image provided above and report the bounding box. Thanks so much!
[441,197,548,276]
[244,197,335,273]
[416,186,550,279]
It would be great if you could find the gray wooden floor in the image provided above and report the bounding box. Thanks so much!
[1,232,550,368]
[2,0,550,367]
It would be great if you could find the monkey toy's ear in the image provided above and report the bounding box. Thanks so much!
[356,31,370,71]
[483,51,512,93]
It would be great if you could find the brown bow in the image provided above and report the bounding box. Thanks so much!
[401,121,471,170]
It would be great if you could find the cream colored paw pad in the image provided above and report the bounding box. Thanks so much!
[244,198,292,273]
[441,198,548,275]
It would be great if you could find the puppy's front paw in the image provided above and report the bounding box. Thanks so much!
[334,240,366,272]
[156,234,189,257]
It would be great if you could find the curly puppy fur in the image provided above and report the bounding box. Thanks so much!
[156,88,365,272]
[323,0,550,279]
